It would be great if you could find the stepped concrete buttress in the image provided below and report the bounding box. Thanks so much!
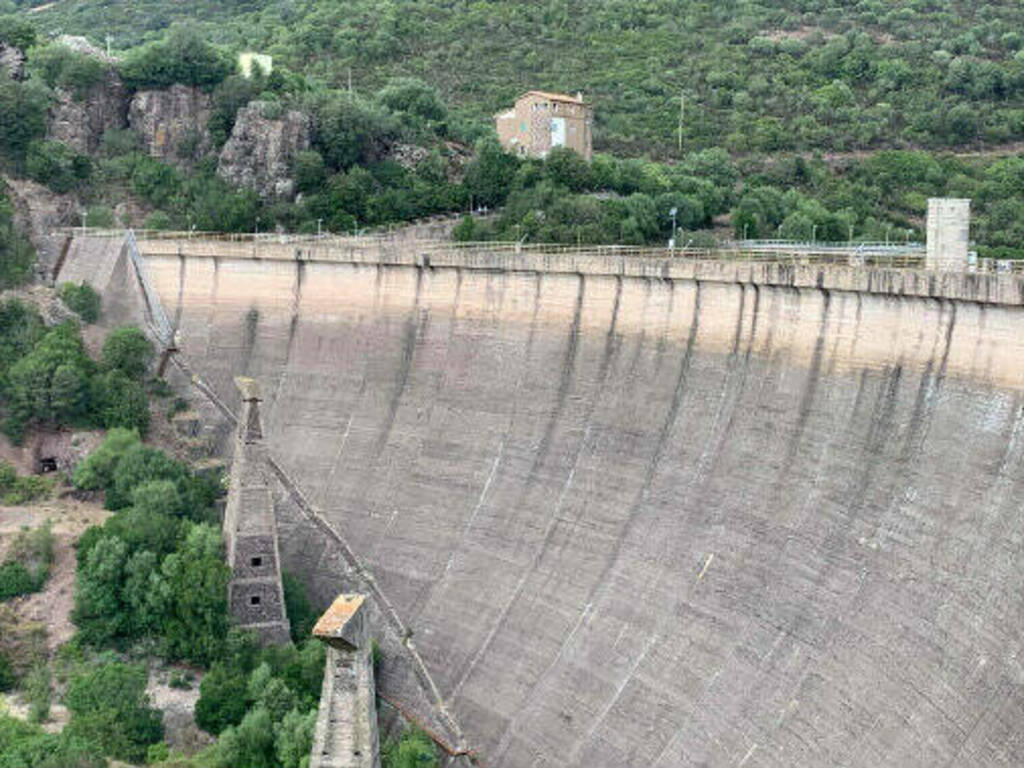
[310,594,381,768]
[223,376,291,644]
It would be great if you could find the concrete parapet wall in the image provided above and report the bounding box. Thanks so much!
[138,237,1024,308]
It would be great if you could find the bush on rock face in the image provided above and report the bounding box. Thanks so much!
[58,283,101,324]
[119,25,233,90]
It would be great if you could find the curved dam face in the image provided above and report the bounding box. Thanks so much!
[75,238,1024,766]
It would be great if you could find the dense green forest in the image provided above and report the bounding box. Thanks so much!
[1,1,1023,252]
[12,0,1024,156]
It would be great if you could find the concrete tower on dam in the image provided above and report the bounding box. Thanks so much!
[222,377,291,645]
[62,229,1024,768]
[309,594,380,768]
[926,197,971,271]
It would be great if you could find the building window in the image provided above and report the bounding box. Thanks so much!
[250,595,261,606]
[251,556,262,567]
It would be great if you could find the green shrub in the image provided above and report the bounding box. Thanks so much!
[0,562,38,601]
[376,77,447,125]
[64,661,164,763]
[24,662,51,724]
[72,428,140,491]
[131,157,181,207]
[0,78,49,167]
[4,323,96,441]
[0,713,105,768]
[90,370,150,434]
[101,327,155,380]
[58,283,101,324]
[0,199,36,290]
[0,15,37,51]
[28,43,108,97]
[0,653,12,692]
[25,140,91,193]
[0,463,53,506]
[195,661,249,735]
[85,205,115,228]
[282,572,317,643]
[0,521,54,599]
[381,729,439,768]
[119,26,233,90]
[143,210,175,230]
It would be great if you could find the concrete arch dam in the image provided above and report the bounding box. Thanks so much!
[64,236,1024,766]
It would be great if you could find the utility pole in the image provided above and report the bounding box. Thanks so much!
[677,92,685,154]
[105,36,112,58]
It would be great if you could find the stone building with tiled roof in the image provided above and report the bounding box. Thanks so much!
[495,90,593,161]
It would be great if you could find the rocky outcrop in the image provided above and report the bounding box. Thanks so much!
[0,43,25,81]
[388,142,429,171]
[47,71,129,154]
[217,102,311,199]
[129,85,212,166]
[2,176,78,282]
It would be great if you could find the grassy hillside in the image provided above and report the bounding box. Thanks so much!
[15,0,1024,156]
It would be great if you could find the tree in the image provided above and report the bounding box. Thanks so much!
[102,506,184,558]
[90,370,150,434]
[101,327,154,380]
[376,77,447,124]
[381,730,439,768]
[294,150,327,194]
[195,661,249,735]
[64,662,164,763]
[72,536,131,646]
[106,444,188,510]
[275,708,316,768]
[283,572,317,643]
[463,137,519,208]
[5,323,95,439]
[157,524,230,664]
[58,283,101,324]
[0,79,49,167]
[310,93,399,170]
[72,428,141,491]
[0,15,38,50]
[206,707,276,768]
[119,25,233,89]
[544,147,592,192]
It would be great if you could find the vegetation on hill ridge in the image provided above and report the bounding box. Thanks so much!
[0,3,1023,254]
[12,0,1024,157]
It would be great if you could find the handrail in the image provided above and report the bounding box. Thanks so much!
[60,228,1024,273]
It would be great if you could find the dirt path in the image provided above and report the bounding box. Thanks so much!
[0,498,110,651]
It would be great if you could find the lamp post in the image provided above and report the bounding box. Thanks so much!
[812,224,817,245]
[317,218,323,240]
[669,206,678,255]
[80,209,88,235]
